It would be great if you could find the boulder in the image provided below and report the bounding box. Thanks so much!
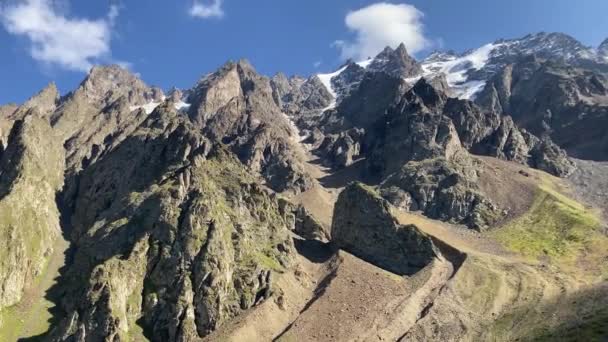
[331,183,437,275]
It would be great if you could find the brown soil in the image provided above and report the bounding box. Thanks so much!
[474,155,541,225]
[210,134,608,341]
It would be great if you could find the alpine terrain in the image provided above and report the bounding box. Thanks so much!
[1,32,608,341]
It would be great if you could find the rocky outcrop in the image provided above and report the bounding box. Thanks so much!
[529,137,575,176]
[329,62,367,102]
[426,73,453,97]
[77,65,164,108]
[10,83,59,120]
[477,55,608,160]
[276,199,327,241]
[364,78,573,178]
[315,128,364,169]
[365,79,465,178]
[51,105,295,341]
[0,84,59,149]
[0,116,64,310]
[294,206,327,241]
[331,183,437,275]
[0,104,18,147]
[367,43,423,78]
[188,61,313,193]
[336,72,410,130]
[270,73,333,116]
[379,157,501,230]
[50,65,165,177]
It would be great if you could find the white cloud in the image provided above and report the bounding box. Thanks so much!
[189,0,224,19]
[335,2,429,61]
[0,0,120,72]
[313,61,322,68]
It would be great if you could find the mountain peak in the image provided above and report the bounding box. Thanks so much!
[17,82,59,116]
[79,64,164,107]
[368,42,422,78]
[395,42,408,54]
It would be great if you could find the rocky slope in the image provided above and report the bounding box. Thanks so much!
[478,54,608,160]
[0,31,607,341]
[0,115,64,310]
[51,107,295,340]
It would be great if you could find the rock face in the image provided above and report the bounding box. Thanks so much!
[379,157,500,230]
[364,78,574,178]
[294,206,328,241]
[51,65,164,176]
[51,105,295,341]
[305,76,572,228]
[270,73,333,116]
[78,65,164,108]
[315,128,364,169]
[367,43,423,78]
[0,63,308,340]
[331,183,437,275]
[188,60,313,193]
[477,55,608,160]
[0,116,64,309]
[336,72,410,130]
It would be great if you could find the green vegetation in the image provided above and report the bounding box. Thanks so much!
[532,309,608,342]
[454,257,502,313]
[0,198,59,341]
[491,178,607,276]
[488,284,608,342]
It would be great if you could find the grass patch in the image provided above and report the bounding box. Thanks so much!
[532,309,608,342]
[488,285,608,342]
[0,284,54,341]
[490,178,608,278]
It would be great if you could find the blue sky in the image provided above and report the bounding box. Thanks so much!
[1,0,607,104]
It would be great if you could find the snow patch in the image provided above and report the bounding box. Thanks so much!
[317,65,348,99]
[357,58,373,69]
[174,101,191,111]
[130,101,162,115]
[452,80,486,100]
[404,75,422,85]
[421,43,501,100]
[316,65,350,113]
[130,97,191,114]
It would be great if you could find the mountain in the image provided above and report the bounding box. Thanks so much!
[0,32,607,341]
[599,38,608,60]
[319,32,608,104]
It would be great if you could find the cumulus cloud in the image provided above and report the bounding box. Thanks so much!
[0,0,120,72]
[189,0,224,19]
[335,2,429,61]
